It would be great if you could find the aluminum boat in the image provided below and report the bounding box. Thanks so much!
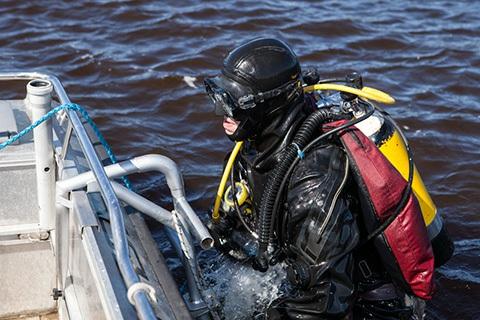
[0,72,213,320]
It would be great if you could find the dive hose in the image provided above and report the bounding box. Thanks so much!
[275,102,376,247]
[303,84,396,105]
[253,108,335,272]
[212,141,244,223]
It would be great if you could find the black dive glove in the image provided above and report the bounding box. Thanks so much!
[208,214,257,261]
[207,217,234,254]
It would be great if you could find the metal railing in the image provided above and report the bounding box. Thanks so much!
[57,154,213,249]
[0,72,156,320]
[57,154,214,319]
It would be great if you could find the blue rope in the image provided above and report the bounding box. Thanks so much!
[0,102,132,190]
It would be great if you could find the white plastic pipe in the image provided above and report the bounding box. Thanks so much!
[27,79,56,230]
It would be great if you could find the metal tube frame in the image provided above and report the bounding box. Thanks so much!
[0,72,156,320]
[58,155,215,318]
[108,181,211,318]
[57,154,213,250]
[164,228,210,319]
[110,181,174,228]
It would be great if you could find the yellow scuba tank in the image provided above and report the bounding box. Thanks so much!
[355,110,436,226]
[355,108,453,266]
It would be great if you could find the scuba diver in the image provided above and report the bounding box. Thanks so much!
[204,38,454,319]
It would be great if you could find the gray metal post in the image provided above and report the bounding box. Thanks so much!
[165,227,210,319]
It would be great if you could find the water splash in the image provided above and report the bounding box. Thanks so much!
[183,76,198,88]
[200,253,289,319]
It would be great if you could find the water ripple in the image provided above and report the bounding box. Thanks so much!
[0,1,478,318]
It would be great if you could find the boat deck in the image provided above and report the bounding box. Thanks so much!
[0,99,57,319]
[0,100,38,230]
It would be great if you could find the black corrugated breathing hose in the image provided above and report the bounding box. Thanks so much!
[252,108,334,272]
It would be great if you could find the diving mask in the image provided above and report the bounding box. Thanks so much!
[204,77,302,119]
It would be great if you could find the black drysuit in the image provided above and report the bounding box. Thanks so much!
[213,103,415,319]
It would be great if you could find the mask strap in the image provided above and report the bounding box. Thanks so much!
[237,80,301,109]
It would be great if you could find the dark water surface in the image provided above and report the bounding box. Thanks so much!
[1,1,479,319]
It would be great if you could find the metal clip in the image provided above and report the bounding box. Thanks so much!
[127,282,157,305]
[359,260,372,279]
